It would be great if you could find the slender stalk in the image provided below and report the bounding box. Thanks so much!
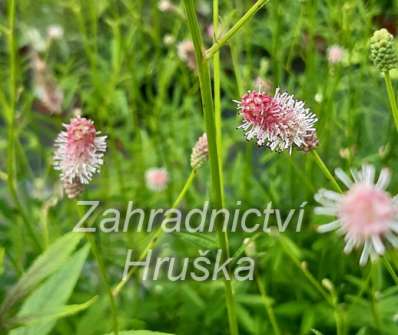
[382,256,398,285]
[370,262,382,333]
[183,1,239,334]
[112,169,197,297]
[212,0,224,204]
[254,270,281,335]
[205,0,270,60]
[6,0,41,251]
[86,234,119,335]
[311,150,342,193]
[383,71,398,131]
[75,203,119,335]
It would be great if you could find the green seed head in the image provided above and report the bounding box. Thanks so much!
[369,28,398,72]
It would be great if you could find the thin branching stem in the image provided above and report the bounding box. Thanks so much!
[183,1,239,334]
[205,0,270,60]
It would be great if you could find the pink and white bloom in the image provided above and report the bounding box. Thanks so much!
[145,168,169,192]
[235,89,317,152]
[327,45,346,64]
[53,116,107,185]
[315,165,398,265]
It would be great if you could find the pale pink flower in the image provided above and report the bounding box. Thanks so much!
[315,165,398,265]
[177,40,196,70]
[53,116,107,185]
[327,45,346,64]
[235,89,317,152]
[145,168,169,192]
[191,133,208,169]
[47,25,64,40]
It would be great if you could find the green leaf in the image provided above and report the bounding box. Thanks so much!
[9,243,90,335]
[7,297,97,329]
[0,232,83,314]
[176,232,217,249]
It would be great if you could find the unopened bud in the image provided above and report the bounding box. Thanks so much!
[190,133,208,169]
[369,29,398,72]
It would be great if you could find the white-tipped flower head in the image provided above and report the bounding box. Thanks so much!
[236,88,318,152]
[145,168,169,192]
[315,165,398,266]
[53,116,107,185]
[327,45,346,64]
[191,133,208,169]
[369,28,398,72]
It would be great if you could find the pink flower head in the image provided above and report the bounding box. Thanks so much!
[315,165,398,265]
[235,88,317,152]
[327,45,345,64]
[145,168,169,192]
[53,116,107,185]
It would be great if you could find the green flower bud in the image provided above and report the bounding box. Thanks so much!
[369,28,398,72]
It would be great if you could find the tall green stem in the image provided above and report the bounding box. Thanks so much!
[311,151,342,193]
[213,0,224,204]
[112,169,197,297]
[6,0,41,251]
[86,234,119,335]
[205,0,270,60]
[383,71,398,131]
[75,203,119,335]
[254,270,281,335]
[183,1,238,334]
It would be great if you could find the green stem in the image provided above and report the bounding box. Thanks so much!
[382,255,398,285]
[6,0,41,251]
[383,71,398,131]
[75,203,119,335]
[87,234,119,335]
[183,1,239,334]
[213,0,224,204]
[311,150,342,193]
[370,262,382,333]
[254,270,281,335]
[112,169,197,297]
[205,0,270,60]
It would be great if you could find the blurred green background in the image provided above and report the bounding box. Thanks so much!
[1,0,398,334]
